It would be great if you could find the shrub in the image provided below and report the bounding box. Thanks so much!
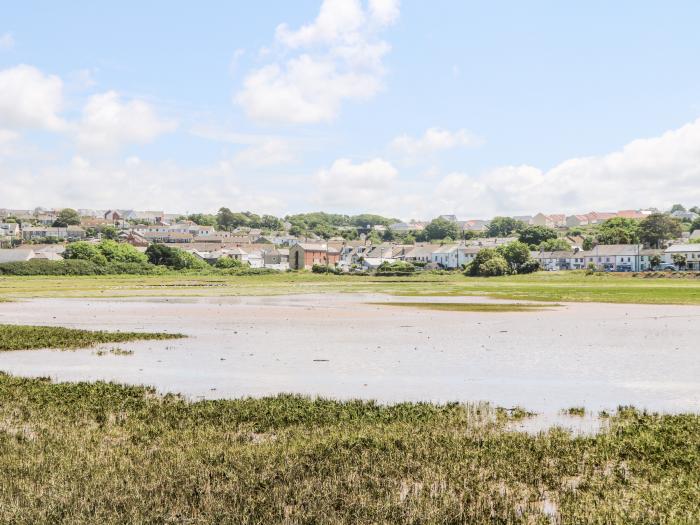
[465,248,511,277]
[312,264,341,274]
[0,259,163,276]
[478,256,510,277]
[517,259,540,274]
[146,244,207,270]
[215,256,244,269]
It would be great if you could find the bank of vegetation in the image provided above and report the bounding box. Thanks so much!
[0,241,277,277]
[0,374,698,523]
[0,324,184,351]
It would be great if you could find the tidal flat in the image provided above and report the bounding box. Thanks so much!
[0,294,698,415]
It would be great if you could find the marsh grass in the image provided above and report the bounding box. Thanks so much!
[564,407,587,417]
[0,324,184,351]
[370,301,556,312]
[0,374,698,524]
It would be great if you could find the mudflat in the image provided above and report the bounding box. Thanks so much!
[0,294,698,415]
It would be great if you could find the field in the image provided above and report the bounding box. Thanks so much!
[1,270,700,304]
[0,373,698,524]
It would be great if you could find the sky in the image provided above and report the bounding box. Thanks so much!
[1,0,700,220]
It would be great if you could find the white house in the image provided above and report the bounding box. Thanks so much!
[431,244,459,268]
[664,244,700,270]
[581,244,642,271]
[533,250,586,271]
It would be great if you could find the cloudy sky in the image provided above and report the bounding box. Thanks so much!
[2,0,700,219]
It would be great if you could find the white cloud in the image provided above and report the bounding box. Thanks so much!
[0,64,65,131]
[391,127,483,157]
[76,91,177,151]
[314,157,398,208]
[0,33,14,50]
[236,0,399,124]
[428,118,700,218]
[0,157,284,213]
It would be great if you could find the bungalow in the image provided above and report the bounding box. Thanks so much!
[289,243,341,270]
[664,244,700,270]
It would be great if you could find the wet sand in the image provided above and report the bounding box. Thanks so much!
[0,294,698,417]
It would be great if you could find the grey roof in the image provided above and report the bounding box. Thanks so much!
[665,244,700,253]
[0,249,35,263]
[581,244,642,257]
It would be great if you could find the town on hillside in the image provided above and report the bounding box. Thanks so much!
[1,205,699,273]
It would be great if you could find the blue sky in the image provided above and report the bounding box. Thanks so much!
[1,0,700,219]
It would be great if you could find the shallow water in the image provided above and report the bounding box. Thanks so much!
[1,294,699,426]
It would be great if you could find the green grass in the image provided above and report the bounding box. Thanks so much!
[0,324,184,351]
[0,374,698,523]
[564,407,587,417]
[1,271,699,304]
[370,301,557,312]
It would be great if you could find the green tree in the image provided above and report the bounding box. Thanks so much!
[145,244,206,270]
[538,238,572,251]
[260,214,283,230]
[639,213,682,248]
[64,241,107,265]
[670,204,686,213]
[497,241,531,273]
[52,208,81,227]
[487,217,524,237]
[466,248,511,277]
[216,208,238,231]
[187,214,217,226]
[215,256,243,269]
[596,217,640,245]
[101,225,118,240]
[518,226,557,248]
[649,254,662,270]
[97,240,147,264]
[690,217,700,233]
[672,253,687,270]
[424,218,459,241]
